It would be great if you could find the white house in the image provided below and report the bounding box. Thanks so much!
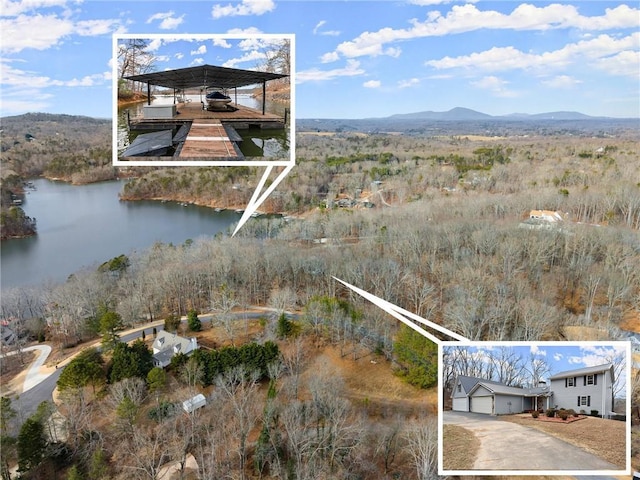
[548,364,614,416]
[529,209,564,222]
[450,363,615,416]
[152,330,198,368]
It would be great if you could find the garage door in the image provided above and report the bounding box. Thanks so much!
[470,395,493,415]
[452,397,468,412]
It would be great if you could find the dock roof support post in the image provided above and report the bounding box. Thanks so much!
[147,83,151,105]
[262,81,266,115]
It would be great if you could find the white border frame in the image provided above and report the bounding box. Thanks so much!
[112,33,295,167]
[438,340,631,476]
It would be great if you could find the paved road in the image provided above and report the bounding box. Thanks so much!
[10,309,290,420]
[443,411,621,471]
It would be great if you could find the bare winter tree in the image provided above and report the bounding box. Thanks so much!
[404,416,440,480]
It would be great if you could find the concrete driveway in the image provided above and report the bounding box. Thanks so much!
[443,411,620,471]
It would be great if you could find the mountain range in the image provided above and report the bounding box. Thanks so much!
[384,107,607,121]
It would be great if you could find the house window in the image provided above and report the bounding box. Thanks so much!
[586,374,594,385]
[580,396,588,406]
[567,377,574,386]
[457,384,461,393]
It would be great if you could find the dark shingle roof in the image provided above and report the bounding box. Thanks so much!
[125,64,288,91]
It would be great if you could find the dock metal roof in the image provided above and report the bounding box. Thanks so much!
[125,64,288,91]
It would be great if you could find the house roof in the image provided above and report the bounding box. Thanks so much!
[549,363,614,381]
[470,381,551,397]
[455,375,509,393]
[125,64,288,91]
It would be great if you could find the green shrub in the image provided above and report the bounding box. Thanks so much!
[590,410,599,417]
[545,408,556,418]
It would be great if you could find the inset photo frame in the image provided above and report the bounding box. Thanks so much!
[439,341,631,477]
[112,33,294,167]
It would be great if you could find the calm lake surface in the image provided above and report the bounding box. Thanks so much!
[1,179,240,290]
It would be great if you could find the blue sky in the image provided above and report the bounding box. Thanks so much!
[1,0,638,119]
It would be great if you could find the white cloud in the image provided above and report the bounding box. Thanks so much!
[146,11,185,30]
[0,13,124,53]
[530,345,546,356]
[363,80,381,88]
[190,58,204,66]
[297,59,365,83]
[313,20,340,36]
[155,55,170,63]
[213,38,232,49]
[222,50,266,68]
[410,0,479,4]
[226,27,264,35]
[398,78,420,88]
[0,0,74,16]
[426,33,639,78]
[320,51,340,64]
[0,14,73,53]
[174,52,184,60]
[541,75,583,89]
[553,353,563,361]
[212,0,275,19]
[313,20,326,35]
[322,3,639,62]
[190,45,207,55]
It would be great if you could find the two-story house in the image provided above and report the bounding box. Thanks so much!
[548,364,614,415]
[450,363,615,416]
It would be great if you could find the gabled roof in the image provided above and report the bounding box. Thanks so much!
[455,375,508,393]
[469,381,551,397]
[125,64,288,91]
[549,363,614,381]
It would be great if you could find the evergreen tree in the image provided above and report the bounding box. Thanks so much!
[100,309,124,351]
[187,309,202,332]
[393,324,438,389]
[17,417,47,473]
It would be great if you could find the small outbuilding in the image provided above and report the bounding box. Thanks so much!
[182,393,206,413]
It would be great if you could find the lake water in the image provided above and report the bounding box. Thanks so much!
[1,179,240,290]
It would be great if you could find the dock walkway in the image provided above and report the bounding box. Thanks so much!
[179,119,239,159]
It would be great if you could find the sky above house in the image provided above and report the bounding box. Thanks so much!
[1,0,639,119]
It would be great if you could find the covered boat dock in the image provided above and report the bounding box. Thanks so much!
[121,64,289,161]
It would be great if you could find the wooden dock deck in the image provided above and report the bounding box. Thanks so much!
[129,102,285,129]
[122,102,286,161]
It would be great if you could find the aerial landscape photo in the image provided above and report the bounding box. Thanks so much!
[1,1,639,479]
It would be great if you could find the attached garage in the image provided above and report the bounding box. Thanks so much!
[470,395,493,414]
[452,396,469,412]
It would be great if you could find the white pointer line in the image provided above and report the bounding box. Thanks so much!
[232,164,294,236]
[333,277,470,344]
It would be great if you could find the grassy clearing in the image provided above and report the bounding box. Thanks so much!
[442,424,480,470]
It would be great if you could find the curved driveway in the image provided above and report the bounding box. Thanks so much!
[443,411,620,471]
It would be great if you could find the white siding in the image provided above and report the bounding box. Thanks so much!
[550,371,612,415]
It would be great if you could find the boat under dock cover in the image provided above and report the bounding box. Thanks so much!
[122,130,173,157]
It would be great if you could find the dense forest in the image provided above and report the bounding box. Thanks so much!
[1,116,639,479]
